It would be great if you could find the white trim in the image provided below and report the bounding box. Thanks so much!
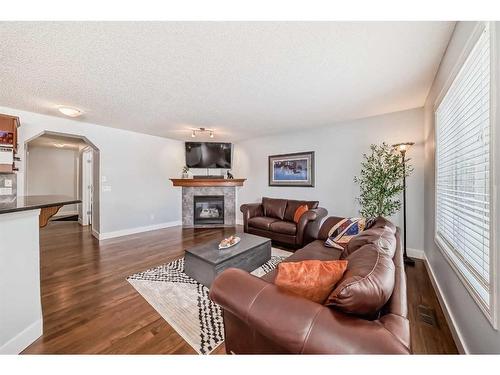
[488,20,499,331]
[235,218,244,226]
[423,253,468,354]
[81,147,93,227]
[407,248,425,260]
[96,220,182,240]
[91,227,100,239]
[0,318,42,354]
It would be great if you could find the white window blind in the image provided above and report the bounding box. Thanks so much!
[435,25,491,310]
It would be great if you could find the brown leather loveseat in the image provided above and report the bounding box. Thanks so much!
[240,197,328,248]
[210,216,411,354]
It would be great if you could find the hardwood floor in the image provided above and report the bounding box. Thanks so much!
[23,221,458,354]
[406,259,459,354]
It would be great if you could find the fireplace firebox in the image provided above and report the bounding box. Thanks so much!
[193,195,224,225]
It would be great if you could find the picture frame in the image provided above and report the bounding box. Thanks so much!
[268,151,315,187]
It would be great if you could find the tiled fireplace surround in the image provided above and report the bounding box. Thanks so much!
[181,186,236,228]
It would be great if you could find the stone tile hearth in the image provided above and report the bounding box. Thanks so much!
[181,186,235,227]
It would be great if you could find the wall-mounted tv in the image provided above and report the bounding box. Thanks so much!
[185,142,232,169]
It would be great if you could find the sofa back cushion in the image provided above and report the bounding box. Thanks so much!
[367,216,397,232]
[284,199,319,222]
[262,197,288,220]
[325,243,395,317]
[341,226,397,259]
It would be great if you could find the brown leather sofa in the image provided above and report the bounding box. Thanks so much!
[240,197,328,248]
[210,216,411,354]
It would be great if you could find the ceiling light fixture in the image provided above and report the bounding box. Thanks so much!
[190,127,215,138]
[58,106,82,117]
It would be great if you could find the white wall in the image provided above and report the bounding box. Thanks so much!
[423,21,500,354]
[234,107,425,251]
[0,210,43,353]
[0,106,184,236]
[27,145,79,215]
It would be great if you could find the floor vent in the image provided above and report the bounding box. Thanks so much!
[417,304,438,327]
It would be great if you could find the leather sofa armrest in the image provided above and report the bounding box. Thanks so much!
[240,203,263,232]
[296,207,328,246]
[210,268,410,354]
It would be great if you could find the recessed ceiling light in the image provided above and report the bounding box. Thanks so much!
[58,106,82,117]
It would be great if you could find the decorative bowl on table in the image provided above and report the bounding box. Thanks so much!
[218,235,241,249]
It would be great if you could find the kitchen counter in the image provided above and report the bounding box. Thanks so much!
[0,195,80,215]
[0,194,81,353]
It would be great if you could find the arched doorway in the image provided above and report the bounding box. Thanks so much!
[24,131,101,237]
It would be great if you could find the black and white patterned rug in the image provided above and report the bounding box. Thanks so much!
[127,248,290,355]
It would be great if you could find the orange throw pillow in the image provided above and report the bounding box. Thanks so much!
[275,260,348,303]
[293,204,309,223]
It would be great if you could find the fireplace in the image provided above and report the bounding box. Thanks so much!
[193,195,224,225]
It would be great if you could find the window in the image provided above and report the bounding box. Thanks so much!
[435,24,494,318]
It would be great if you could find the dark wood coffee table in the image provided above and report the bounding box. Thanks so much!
[184,232,271,288]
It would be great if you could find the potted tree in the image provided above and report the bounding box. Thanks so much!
[355,142,413,218]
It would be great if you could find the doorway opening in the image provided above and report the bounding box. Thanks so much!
[24,131,101,236]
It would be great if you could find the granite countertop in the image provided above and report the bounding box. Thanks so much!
[0,195,81,215]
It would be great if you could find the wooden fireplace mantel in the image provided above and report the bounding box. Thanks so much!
[170,178,246,187]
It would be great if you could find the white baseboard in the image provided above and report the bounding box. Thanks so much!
[0,318,42,354]
[407,248,425,260]
[423,254,468,354]
[97,220,182,240]
[235,219,244,226]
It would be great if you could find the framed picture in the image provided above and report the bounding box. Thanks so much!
[268,151,315,187]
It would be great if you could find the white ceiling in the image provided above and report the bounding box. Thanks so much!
[0,22,454,141]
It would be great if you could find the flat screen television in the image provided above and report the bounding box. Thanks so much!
[185,142,232,169]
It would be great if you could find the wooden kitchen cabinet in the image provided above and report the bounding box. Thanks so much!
[0,113,20,174]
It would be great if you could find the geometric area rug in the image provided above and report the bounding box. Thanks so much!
[127,248,291,355]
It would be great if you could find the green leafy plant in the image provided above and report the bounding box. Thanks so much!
[354,142,413,218]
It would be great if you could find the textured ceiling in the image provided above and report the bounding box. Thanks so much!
[0,22,454,141]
